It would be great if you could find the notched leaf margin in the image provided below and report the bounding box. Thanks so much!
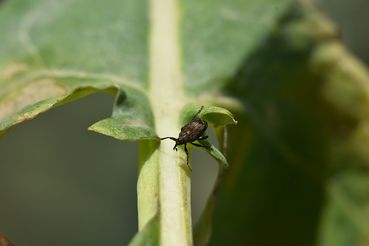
[0,81,159,142]
[0,84,117,137]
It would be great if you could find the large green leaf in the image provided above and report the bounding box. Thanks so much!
[0,0,293,245]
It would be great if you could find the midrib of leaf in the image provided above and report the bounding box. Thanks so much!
[139,0,192,245]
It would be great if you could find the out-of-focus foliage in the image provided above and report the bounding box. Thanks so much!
[0,234,14,246]
[205,2,369,246]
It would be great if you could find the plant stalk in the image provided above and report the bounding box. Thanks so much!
[137,0,193,245]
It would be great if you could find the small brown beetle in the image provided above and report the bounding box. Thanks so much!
[160,106,208,170]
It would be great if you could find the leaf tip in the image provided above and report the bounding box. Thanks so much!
[87,124,98,133]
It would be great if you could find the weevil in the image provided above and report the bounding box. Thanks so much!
[160,106,209,171]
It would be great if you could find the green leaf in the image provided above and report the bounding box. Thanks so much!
[180,105,237,127]
[177,105,236,169]
[89,87,157,141]
[197,139,229,169]
[0,0,298,245]
[0,0,291,136]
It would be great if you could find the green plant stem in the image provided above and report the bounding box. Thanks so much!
[136,0,193,245]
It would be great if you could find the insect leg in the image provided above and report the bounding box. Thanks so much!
[184,143,192,171]
[198,135,208,140]
[160,137,178,151]
[191,142,208,149]
[160,137,177,141]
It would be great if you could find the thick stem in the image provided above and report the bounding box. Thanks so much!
[144,0,193,245]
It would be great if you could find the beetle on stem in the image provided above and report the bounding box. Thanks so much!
[160,106,209,171]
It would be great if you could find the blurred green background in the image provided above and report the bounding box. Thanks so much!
[0,0,368,245]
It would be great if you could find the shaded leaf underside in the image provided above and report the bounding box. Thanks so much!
[0,0,291,137]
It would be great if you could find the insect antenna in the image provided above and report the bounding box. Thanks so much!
[191,105,204,120]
